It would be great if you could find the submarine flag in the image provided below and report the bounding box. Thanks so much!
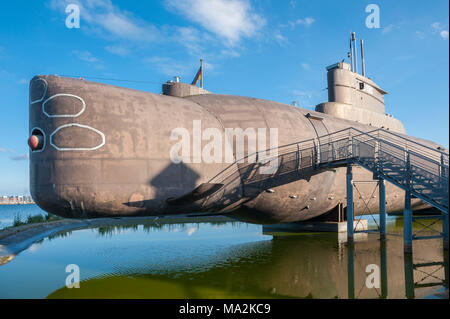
[191,59,203,88]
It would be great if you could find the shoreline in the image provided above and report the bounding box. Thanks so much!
[0,214,236,264]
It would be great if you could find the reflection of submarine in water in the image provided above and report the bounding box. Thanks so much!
[28,33,445,223]
[46,224,448,299]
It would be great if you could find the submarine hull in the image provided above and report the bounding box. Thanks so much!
[29,75,433,224]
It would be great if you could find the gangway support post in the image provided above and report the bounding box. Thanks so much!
[380,240,388,298]
[346,160,354,243]
[347,242,355,299]
[404,253,415,299]
[444,211,449,251]
[404,190,413,254]
[404,153,413,254]
[440,154,449,251]
[379,178,387,240]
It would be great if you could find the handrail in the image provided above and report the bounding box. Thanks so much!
[214,126,449,176]
[351,129,447,165]
[351,131,448,174]
[354,129,447,162]
[200,125,448,213]
[380,129,448,157]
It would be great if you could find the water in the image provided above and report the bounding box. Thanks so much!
[0,205,448,299]
[0,204,47,230]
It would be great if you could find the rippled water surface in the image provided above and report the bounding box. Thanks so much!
[0,205,448,299]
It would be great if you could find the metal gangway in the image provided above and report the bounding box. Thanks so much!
[314,127,448,253]
[212,126,449,253]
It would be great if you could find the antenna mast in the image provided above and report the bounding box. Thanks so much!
[352,32,358,74]
[200,58,203,89]
[360,39,366,77]
[349,35,354,72]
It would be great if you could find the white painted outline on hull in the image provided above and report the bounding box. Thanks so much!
[29,78,48,104]
[42,94,86,118]
[50,123,105,151]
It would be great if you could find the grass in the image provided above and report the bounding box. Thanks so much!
[12,213,62,227]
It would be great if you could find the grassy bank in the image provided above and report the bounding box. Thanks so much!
[12,213,62,228]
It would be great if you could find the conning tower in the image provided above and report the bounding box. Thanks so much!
[315,32,405,134]
[162,60,210,98]
[162,79,210,98]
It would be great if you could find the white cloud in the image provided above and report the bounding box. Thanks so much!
[72,50,99,63]
[301,63,310,70]
[0,148,15,154]
[293,90,312,99]
[220,48,241,58]
[97,11,158,41]
[286,17,315,29]
[382,24,399,34]
[203,61,216,71]
[143,56,192,77]
[105,45,129,57]
[415,31,425,39]
[49,0,159,41]
[274,32,288,46]
[0,69,14,78]
[166,0,266,46]
[432,22,442,31]
[295,17,315,27]
[431,22,449,40]
[10,154,29,161]
[292,89,316,108]
[49,0,255,61]
[17,79,28,84]
[172,26,207,56]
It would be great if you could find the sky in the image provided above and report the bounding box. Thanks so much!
[0,0,448,195]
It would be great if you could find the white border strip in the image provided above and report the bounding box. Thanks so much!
[50,123,105,151]
[29,127,46,153]
[42,94,86,118]
[29,78,48,104]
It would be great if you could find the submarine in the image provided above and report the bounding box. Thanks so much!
[28,33,446,224]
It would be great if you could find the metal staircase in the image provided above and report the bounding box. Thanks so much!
[314,127,448,252]
[312,127,449,296]
[313,127,448,213]
[197,125,448,252]
[205,126,448,252]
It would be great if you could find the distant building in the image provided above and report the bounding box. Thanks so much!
[0,195,34,204]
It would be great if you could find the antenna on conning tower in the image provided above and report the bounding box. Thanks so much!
[360,39,366,77]
[352,32,358,74]
[348,32,366,77]
[349,35,353,72]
